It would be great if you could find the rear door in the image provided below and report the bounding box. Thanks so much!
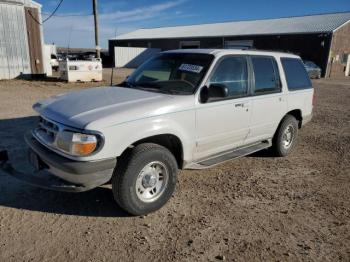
[194,55,252,160]
[246,56,287,144]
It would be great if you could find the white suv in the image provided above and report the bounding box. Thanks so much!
[0,49,314,215]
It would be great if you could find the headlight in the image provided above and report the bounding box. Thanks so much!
[56,131,100,156]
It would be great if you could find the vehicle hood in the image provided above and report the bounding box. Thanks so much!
[33,86,193,129]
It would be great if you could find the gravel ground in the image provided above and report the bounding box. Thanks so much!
[0,72,349,262]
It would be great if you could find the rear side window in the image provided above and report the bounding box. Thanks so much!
[281,58,312,90]
[251,56,281,94]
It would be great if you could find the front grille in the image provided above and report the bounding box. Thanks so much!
[35,116,59,144]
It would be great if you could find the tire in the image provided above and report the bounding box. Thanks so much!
[112,143,178,216]
[271,115,299,157]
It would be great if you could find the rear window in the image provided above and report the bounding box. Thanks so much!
[281,58,312,90]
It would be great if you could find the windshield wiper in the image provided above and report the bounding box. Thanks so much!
[137,82,161,89]
[122,81,137,88]
[139,87,185,95]
[123,81,188,95]
[159,89,184,95]
[138,86,161,92]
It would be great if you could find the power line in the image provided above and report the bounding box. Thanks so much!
[42,0,64,23]
[28,0,65,25]
[42,12,93,17]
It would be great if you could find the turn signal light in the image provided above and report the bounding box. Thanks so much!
[72,142,97,156]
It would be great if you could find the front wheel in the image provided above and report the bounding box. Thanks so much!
[271,115,299,157]
[112,143,178,216]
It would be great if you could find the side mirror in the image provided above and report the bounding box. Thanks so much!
[200,84,228,103]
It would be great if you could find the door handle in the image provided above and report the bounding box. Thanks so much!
[235,103,248,108]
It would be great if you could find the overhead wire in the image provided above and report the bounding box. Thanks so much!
[42,0,64,23]
[42,12,93,17]
[28,0,65,25]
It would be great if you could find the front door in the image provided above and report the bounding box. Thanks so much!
[195,56,252,160]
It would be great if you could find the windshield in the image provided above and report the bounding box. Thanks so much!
[123,53,214,95]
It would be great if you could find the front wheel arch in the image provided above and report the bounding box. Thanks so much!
[118,134,184,169]
[112,143,178,215]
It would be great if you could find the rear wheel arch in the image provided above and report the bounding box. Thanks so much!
[284,109,303,128]
[272,114,299,157]
[272,110,302,145]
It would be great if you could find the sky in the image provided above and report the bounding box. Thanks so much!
[36,0,350,49]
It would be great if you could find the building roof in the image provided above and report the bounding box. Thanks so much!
[115,12,350,41]
[0,0,41,8]
[163,48,300,58]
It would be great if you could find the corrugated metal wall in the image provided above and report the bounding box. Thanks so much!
[114,47,161,68]
[0,1,31,79]
[113,33,332,76]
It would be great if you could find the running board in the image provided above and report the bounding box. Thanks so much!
[187,140,271,170]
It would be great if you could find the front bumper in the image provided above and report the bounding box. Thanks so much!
[0,133,116,192]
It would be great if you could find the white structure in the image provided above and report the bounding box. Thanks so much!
[43,45,53,77]
[59,59,103,82]
[114,47,160,68]
[0,0,44,79]
[45,44,57,56]
[346,56,350,77]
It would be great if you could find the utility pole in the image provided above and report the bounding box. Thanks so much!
[93,0,100,59]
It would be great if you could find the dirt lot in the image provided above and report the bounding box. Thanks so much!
[0,71,349,262]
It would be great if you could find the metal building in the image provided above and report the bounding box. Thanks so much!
[110,12,350,77]
[0,0,44,79]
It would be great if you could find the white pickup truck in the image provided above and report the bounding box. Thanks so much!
[0,49,313,215]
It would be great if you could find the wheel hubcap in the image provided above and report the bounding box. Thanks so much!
[142,174,157,188]
[136,161,168,203]
[282,124,294,149]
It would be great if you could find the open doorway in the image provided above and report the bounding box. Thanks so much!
[179,41,200,49]
[224,40,253,49]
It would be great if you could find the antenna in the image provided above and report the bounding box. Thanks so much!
[93,0,101,59]
[66,25,73,59]
[110,67,114,86]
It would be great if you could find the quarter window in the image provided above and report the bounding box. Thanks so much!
[252,57,280,94]
[209,56,248,98]
[281,58,312,90]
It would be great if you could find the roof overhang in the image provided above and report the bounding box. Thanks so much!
[113,12,350,42]
[113,32,333,41]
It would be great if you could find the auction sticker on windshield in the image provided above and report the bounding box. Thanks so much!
[179,64,203,73]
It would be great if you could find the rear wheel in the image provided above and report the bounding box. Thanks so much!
[271,115,299,157]
[112,143,178,216]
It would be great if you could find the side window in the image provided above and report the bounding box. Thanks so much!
[209,56,248,99]
[281,58,312,90]
[251,56,281,94]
